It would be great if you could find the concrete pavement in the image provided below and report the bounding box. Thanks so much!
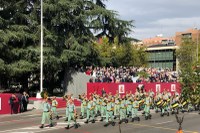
[0,108,199,133]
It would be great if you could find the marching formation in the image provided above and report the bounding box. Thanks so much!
[39,89,200,130]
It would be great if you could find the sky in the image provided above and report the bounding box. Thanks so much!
[105,0,200,40]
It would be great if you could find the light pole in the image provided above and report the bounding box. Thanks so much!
[40,0,44,93]
[197,29,199,62]
[37,0,43,98]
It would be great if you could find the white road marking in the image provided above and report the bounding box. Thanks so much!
[0,120,94,133]
[11,132,33,133]
[21,114,41,117]
[0,117,39,124]
[0,127,37,133]
[155,121,173,125]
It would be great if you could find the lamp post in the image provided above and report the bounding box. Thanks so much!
[197,30,199,62]
[37,0,43,98]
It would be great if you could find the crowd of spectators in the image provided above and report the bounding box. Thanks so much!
[85,66,179,83]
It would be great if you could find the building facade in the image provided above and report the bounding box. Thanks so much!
[146,45,178,70]
[140,28,200,70]
[175,28,200,46]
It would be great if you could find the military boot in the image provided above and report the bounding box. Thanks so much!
[39,124,44,128]
[65,125,69,129]
[84,119,89,124]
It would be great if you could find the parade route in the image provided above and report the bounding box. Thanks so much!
[0,108,199,133]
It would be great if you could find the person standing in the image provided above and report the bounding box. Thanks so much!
[39,97,53,128]
[21,92,29,112]
[9,94,16,115]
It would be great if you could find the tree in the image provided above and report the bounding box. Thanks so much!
[0,0,135,94]
[93,37,148,67]
[176,38,200,103]
[0,0,40,90]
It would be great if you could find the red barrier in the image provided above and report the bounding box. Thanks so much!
[87,82,181,97]
[29,97,81,108]
[0,93,21,115]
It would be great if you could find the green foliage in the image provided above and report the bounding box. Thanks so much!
[0,0,135,93]
[176,38,200,103]
[94,37,148,67]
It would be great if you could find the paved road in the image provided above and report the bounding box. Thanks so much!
[0,108,200,133]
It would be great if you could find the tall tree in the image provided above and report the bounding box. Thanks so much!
[0,0,135,94]
[0,0,40,90]
[176,38,200,103]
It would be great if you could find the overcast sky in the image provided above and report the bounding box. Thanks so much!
[105,0,200,40]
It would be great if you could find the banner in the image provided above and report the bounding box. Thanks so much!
[171,84,176,92]
[87,82,181,97]
[118,84,125,94]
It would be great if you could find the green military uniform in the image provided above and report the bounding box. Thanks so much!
[65,102,77,129]
[171,96,179,114]
[51,99,59,119]
[40,100,53,128]
[85,100,96,123]
[126,97,132,117]
[95,97,101,116]
[155,93,162,112]
[114,97,120,117]
[65,100,69,121]
[144,95,151,119]
[132,99,139,120]
[119,98,127,121]
[104,100,115,126]
[100,98,107,121]
[161,93,169,116]
[80,98,87,118]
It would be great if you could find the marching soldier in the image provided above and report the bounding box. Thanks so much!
[131,96,140,122]
[95,95,101,117]
[39,97,53,128]
[154,91,162,113]
[104,98,115,127]
[119,96,128,124]
[65,99,79,129]
[51,96,59,120]
[85,97,96,123]
[161,91,170,117]
[126,95,132,117]
[100,96,107,121]
[114,94,120,119]
[171,94,179,114]
[149,89,155,109]
[79,94,87,119]
[144,93,152,120]
[63,94,70,121]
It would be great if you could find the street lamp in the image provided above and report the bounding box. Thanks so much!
[197,29,199,62]
[37,0,43,98]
